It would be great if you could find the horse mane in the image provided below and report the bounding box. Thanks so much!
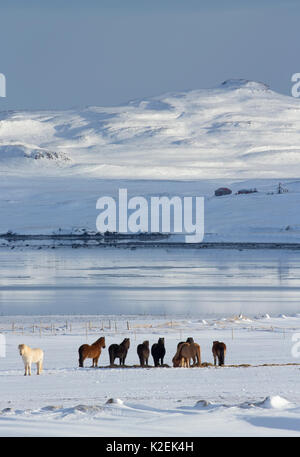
[121,338,130,347]
[92,336,105,346]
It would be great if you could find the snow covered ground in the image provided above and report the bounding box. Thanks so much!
[0,314,299,436]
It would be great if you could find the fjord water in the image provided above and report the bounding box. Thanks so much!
[0,247,300,316]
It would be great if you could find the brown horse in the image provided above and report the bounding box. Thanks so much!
[78,336,106,367]
[137,340,150,367]
[172,340,201,367]
[212,341,226,366]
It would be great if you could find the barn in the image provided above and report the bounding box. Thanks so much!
[214,187,232,197]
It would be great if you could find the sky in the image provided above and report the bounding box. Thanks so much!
[0,0,299,110]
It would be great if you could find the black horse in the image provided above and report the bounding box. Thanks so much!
[109,338,130,366]
[151,338,166,367]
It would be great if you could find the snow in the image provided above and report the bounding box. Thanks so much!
[1,80,300,436]
[0,176,300,242]
[1,80,300,241]
[1,79,300,179]
[0,314,299,436]
[255,396,291,409]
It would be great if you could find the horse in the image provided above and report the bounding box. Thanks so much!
[137,340,150,367]
[18,344,44,376]
[151,338,166,367]
[172,338,198,367]
[78,336,106,367]
[109,338,130,366]
[212,341,226,366]
[172,340,201,367]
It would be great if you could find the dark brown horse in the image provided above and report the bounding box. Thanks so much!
[137,340,150,367]
[212,341,226,366]
[78,336,106,367]
[109,338,130,366]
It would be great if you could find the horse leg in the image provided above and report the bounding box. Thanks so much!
[28,363,31,376]
[37,361,42,375]
[213,355,217,366]
[24,363,28,376]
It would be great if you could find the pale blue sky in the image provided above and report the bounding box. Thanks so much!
[0,0,299,109]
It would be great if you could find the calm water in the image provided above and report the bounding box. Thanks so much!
[0,247,300,316]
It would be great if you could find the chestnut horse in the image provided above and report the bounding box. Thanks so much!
[78,336,106,367]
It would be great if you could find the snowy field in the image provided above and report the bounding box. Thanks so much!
[0,314,299,437]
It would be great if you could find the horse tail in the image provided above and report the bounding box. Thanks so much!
[109,346,114,365]
[78,346,84,367]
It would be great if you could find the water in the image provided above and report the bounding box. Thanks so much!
[0,247,300,316]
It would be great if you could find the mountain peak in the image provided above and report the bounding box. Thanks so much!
[220,79,269,91]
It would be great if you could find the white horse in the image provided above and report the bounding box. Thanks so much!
[18,344,44,376]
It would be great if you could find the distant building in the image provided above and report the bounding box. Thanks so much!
[237,188,257,195]
[214,187,232,197]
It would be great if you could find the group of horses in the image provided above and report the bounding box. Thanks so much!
[17,337,226,376]
[78,336,227,369]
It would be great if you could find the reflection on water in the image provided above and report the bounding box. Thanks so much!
[0,247,300,316]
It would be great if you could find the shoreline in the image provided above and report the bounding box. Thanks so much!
[2,237,300,250]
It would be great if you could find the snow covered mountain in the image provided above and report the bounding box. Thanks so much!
[1,79,300,179]
[1,80,300,240]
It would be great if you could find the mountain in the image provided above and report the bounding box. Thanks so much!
[1,80,300,241]
[1,79,300,179]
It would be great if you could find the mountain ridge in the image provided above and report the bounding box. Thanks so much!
[0,79,299,179]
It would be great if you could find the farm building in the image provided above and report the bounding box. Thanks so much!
[214,187,232,197]
[237,188,257,194]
